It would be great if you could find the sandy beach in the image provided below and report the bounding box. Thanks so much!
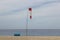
[0,36,60,40]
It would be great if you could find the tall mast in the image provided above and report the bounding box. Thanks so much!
[26,8,32,36]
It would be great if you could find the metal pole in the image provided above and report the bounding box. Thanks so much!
[26,11,28,36]
[26,8,32,36]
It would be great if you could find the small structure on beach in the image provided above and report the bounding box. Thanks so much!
[14,32,20,36]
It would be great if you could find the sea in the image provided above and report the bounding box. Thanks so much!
[0,29,60,36]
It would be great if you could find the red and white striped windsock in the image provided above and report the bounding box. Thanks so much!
[28,8,32,19]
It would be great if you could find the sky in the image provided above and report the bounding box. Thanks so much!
[0,0,60,29]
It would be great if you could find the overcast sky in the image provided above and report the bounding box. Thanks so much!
[0,0,60,29]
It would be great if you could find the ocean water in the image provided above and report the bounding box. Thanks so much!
[0,29,60,36]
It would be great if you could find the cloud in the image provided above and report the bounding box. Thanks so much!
[29,1,60,29]
[0,0,45,16]
[0,10,28,29]
[0,0,60,16]
[0,0,60,29]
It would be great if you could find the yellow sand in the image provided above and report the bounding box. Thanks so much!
[0,36,60,40]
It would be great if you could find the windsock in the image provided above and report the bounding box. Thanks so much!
[29,8,32,19]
